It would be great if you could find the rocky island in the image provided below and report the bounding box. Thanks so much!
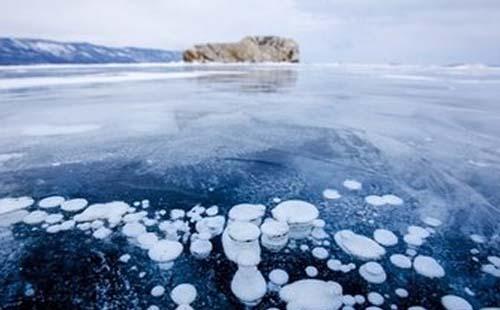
[183,36,299,63]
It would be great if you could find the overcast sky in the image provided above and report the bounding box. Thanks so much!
[1,0,499,64]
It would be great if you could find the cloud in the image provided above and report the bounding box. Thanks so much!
[1,0,499,64]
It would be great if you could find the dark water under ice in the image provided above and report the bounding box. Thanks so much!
[0,63,499,309]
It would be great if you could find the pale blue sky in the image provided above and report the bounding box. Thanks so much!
[1,0,499,64]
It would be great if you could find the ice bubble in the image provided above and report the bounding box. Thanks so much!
[260,219,289,252]
[395,288,408,298]
[123,211,147,223]
[413,255,445,278]
[61,198,88,212]
[334,230,386,260]
[170,283,197,305]
[403,234,424,247]
[0,196,34,215]
[137,232,159,249]
[408,226,430,239]
[367,292,384,305]
[390,254,412,269]
[148,240,183,262]
[487,256,500,268]
[59,220,75,230]
[151,285,165,297]
[343,179,362,190]
[359,262,386,284]
[312,247,329,260]
[44,213,63,224]
[342,294,356,306]
[0,210,29,226]
[23,210,48,224]
[366,307,383,310]
[381,194,404,206]
[408,307,427,310]
[481,264,500,277]
[323,189,341,200]
[38,196,65,209]
[90,220,104,229]
[222,221,261,263]
[74,201,129,224]
[92,227,112,239]
[327,259,342,271]
[373,229,398,246]
[441,295,473,310]
[354,295,365,304]
[269,269,289,286]
[229,203,266,225]
[119,254,131,263]
[122,222,146,238]
[422,216,442,227]
[205,205,219,216]
[195,215,225,237]
[279,279,343,310]
[170,209,185,220]
[305,266,318,277]
[190,239,212,259]
[77,223,91,231]
[470,234,486,244]
[147,306,159,310]
[364,195,385,206]
[271,200,319,239]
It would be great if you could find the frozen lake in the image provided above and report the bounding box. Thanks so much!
[0,63,499,309]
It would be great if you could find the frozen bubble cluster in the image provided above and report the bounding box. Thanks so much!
[0,187,496,309]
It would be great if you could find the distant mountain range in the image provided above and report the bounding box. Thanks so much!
[0,38,181,65]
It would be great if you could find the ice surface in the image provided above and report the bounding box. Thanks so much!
[334,230,386,260]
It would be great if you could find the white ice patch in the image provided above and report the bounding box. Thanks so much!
[395,288,409,298]
[364,195,386,206]
[229,203,266,224]
[61,198,88,212]
[148,240,183,262]
[150,285,165,297]
[367,292,384,306]
[343,179,362,190]
[269,269,289,286]
[305,266,318,277]
[38,196,65,208]
[390,254,412,269]
[74,201,129,224]
[421,216,442,227]
[21,124,100,137]
[44,213,64,224]
[170,283,197,306]
[334,230,386,260]
[322,189,341,200]
[122,222,146,238]
[0,196,34,215]
[272,200,319,224]
[373,229,398,246]
[413,255,445,278]
[365,194,403,206]
[359,262,387,284]
[93,227,112,239]
[279,279,343,310]
[312,247,329,260]
[470,234,487,244]
[23,210,48,224]
[441,295,473,310]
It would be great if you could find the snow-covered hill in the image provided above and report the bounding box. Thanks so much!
[0,38,181,65]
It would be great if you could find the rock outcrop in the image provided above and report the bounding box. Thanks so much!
[183,36,299,63]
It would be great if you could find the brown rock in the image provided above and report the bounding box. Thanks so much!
[183,36,299,63]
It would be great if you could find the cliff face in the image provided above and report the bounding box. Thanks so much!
[183,36,299,63]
